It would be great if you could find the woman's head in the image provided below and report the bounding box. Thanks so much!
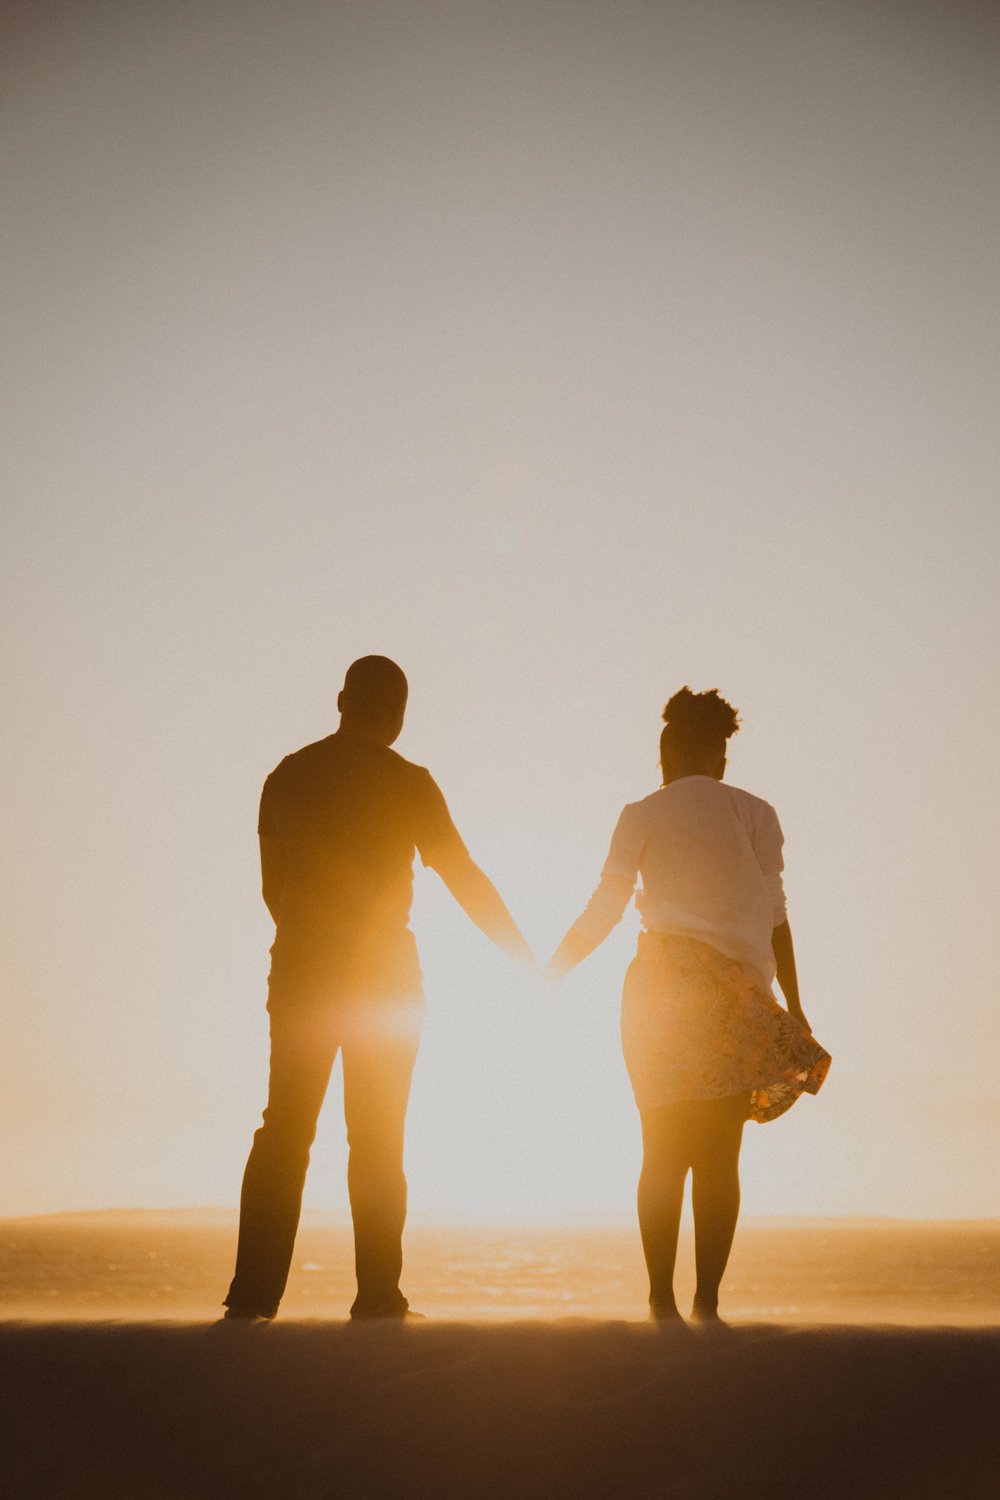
[659,686,740,783]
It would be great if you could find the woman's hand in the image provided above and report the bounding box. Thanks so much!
[545,929,596,980]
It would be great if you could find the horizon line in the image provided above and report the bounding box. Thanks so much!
[5,1206,1000,1230]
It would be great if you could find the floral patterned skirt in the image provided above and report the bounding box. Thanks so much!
[621,931,831,1124]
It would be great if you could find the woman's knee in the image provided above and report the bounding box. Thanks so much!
[641,1103,702,1169]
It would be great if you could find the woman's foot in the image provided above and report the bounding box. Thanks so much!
[649,1298,682,1323]
[690,1299,729,1328]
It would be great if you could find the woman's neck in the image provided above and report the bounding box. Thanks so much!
[662,763,725,786]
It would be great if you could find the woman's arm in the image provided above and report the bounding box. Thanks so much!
[547,805,641,979]
[547,914,608,979]
[772,919,810,1031]
[546,871,636,978]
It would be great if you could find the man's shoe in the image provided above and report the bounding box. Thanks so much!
[349,1292,423,1322]
[222,1305,272,1323]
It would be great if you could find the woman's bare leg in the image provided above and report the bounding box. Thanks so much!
[638,1094,750,1320]
[637,1106,692,1318]
[689,1093,750,1321]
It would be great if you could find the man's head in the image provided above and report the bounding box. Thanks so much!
[337,656,409,745]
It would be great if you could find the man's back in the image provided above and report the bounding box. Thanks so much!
[260,730,458,996]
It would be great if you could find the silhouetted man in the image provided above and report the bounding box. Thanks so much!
[224,656,531,1320]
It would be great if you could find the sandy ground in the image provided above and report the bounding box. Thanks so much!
[3,1219,998,1496]
[2,1319,999,1499]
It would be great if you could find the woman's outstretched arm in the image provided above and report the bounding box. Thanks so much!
[547,924,600,979]
[548,806,640,978]
[547,871,635,978]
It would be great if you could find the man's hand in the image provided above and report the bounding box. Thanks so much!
[431,842,535,965]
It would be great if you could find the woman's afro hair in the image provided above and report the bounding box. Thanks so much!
[661,686,740,745]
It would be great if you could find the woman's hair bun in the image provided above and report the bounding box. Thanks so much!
[662,686,740,742]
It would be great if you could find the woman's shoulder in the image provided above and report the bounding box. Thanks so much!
[622,787,668,817]
[719,781,781,826]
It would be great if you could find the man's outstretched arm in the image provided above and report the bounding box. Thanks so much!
[430,841,534,965]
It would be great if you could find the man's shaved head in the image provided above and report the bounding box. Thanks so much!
[342,656,408,711]
[338,657,408,744]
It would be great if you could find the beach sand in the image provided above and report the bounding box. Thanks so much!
[3,1319,999,1499]
[3,1216,999,1497]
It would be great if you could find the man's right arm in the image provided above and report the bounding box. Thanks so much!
[258,774,285,924]
[260,833,286,924]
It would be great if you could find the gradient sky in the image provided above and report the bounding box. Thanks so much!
[3,0,999,1222]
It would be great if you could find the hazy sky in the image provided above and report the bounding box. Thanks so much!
[3,0,999,1222]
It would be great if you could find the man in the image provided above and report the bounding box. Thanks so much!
[224,655,532,1321]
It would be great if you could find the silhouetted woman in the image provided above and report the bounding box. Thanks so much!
[548,688,830,1324]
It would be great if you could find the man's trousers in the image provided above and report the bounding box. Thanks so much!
[225,992,422,1318]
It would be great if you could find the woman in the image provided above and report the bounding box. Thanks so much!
[547,687,830,1324]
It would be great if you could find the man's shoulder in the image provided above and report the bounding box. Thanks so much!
[265,736,437,795]
[265,734,337,783]
[387,752,443,806]
[382,745,431,776]
[370,743,438,791]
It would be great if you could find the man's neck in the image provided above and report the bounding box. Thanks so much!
[336,716,391,747]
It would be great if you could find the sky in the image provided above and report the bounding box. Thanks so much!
[2,0,999,1223]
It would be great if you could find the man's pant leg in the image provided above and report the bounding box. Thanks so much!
[225,1004,338,1318]
[342,1002,422,1315]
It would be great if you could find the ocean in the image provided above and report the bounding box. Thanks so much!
[3,1213,998,1324]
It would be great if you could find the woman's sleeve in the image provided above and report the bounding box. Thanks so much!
[564,804,643,947]
[754,803,788,926]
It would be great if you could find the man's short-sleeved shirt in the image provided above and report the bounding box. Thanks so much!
[259,731,462,998]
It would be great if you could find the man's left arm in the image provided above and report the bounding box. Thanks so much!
[415,770,534,965]
[429,838,534,964]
